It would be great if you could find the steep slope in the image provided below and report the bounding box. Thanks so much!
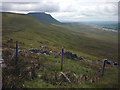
[2,12,118,61]
[28,12,61,24]
[2,12,118,88]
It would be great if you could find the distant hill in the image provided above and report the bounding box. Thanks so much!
[28,12,61,24]
[80,21,118,30]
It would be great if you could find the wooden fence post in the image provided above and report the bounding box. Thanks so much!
[61,48,64,71]
[15,41,18,64]
[101,59,107,77]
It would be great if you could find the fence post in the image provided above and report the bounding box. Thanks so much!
[61,48,64,71]
[101,59,107,77]
[15,41,18,64]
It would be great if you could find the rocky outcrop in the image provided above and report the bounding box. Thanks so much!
[17,49,119,67]
[63,51,84,60]
[18,49,52,55]
[106,60,118,66]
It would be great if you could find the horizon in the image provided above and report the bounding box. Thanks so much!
[1,11,118,23]
[1,0,118,22]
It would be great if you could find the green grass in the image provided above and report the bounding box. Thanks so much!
[2,47,118,88]
[2,12,118,62]
[2,12,118,88]
[24,55,118,88]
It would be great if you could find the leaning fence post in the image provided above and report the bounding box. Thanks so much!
[61,48,64,71]
[101,59,107,77]
[15,41,18,64]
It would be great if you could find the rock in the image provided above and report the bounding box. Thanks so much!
[6,38,13,43]
[78,57,84,60]
[41,46,47,48]
[28,49,51,55]
[63,51,78,60]
[72,54,78,59]
[110,61,115,65]
[106,61,117,66]
[49,51,53,54]
[84,59,92,62]
[37,53,41,55]
[18,49,27,53]
[43,50,50,55]
[114,62,118,66]
[106,61,111,65]
[39,42,43,44]
[29,49,36,53]
[57,52,61,56]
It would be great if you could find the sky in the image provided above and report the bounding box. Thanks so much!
[0,0,119,22]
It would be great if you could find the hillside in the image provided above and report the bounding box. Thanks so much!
[2,12,118,88]
[28,12,61,24]
[2,12,118,61]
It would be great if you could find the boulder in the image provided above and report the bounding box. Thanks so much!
[63,51,78,60]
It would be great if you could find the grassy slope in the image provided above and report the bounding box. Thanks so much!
[2,12,118,88]
[24,55,118,88]
[2,12,118,61]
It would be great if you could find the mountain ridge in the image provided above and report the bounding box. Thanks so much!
[28,12,61,24]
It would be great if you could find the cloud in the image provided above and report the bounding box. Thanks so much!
[2,2,60,12]
[1,0,118,21]
[49,2,118,21]
[1,0,119,2]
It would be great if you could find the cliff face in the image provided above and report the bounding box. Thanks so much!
[28,12,61,24]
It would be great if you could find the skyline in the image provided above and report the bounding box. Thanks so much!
[1,0,119,22]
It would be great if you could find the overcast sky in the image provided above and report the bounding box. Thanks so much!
[1,0,119,22]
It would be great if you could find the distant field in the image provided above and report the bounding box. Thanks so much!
[101,24,118,30]
[78,21,118,30]
[2,12,118,61]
